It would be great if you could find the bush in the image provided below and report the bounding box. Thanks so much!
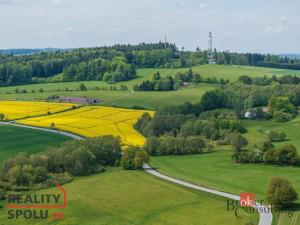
[134,112,152,135]
[79,83,87,91]
[0,181,12,191]
[121,146,149,170]
[238,142,299,167]
[134,72,175,92]
[132,105,146,110]
[11,185,30,192]
[274,145,299,166]
[141,114,193,137]
[84,136,122,166]
[144,136,207,156]
[268,130,287,142]
[230,134,248,152]
[0,188,5,200]
[266,177,298,209]
[274,111,294,122]
[263,149,276,164]
[230,134,248,163]
[33,167,48,183]
[47,172,73,186]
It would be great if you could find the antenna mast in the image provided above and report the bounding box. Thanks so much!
[208,32,215,64]
[164,35,167,48]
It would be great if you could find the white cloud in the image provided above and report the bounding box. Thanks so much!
[111,28,125,33]
[65,26,81,33]
[50,0,67,7]
[266,25,283,33]
[179,1,187,7]
[178,1,208,11]
[279,16,287,22]
[0,0,68,7]
[266,16,288,33]
[221,31,241,38]
[198,3,208,10]
[0,0,26,6]
[0,0,12,4]
[30,11,42,17]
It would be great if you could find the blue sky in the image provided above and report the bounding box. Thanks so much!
[0,0,299,53]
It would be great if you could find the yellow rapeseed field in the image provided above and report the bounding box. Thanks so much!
[0,101,78,120]
[19,106,154,146]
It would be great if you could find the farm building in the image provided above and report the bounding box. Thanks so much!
[245,109,257,119]
[263,107,270,113]
[59,96,102,105]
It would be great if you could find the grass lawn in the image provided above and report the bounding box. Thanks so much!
[243,116,300,153]
[148,113,300,225]
[150,151,300,201]
[150,151,300,225]
[0,64,299,110]
[139,64,300,82]
[0,84,216,111]
[103,84,217,110]
[0,125,70,163]
[0,168,258,225]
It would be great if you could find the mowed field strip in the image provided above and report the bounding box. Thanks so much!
[0,101,78,120]
[18,105,154,146]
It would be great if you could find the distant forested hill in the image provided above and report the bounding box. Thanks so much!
[0,48,63,56]
[0,42,300,87]
[0,42,207,86]
[280,54,300,60]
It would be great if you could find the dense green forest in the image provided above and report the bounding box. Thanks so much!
[1,42,300,87]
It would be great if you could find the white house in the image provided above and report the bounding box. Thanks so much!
[245,109,257,119]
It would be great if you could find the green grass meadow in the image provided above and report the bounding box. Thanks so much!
[243,116,300,153]
[0,124,258,225]
[0,125,70,163]
[0,168,258,225]
[1,64,300,110]
[150,115,300,225]
[150,151,300,202]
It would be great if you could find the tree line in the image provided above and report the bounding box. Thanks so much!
[159,82,300,122]
[213,51,300,70]
[133,69,229,92]
[62,57,137,82]
[0,43,204,86]
[238,74,300,86]
[134,109,247,156]
[0,136,149,201]
[2,42,300,87]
